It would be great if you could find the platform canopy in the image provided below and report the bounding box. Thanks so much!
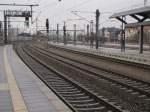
[110,6,150,54]
[110,6,150,24]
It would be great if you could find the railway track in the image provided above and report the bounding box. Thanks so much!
[26,43,150,112]
[38,43,150,83]
[47,43,150,70]
[14,43,126,112]
[33,44,150,97]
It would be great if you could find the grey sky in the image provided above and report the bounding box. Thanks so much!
[0,0,147,33]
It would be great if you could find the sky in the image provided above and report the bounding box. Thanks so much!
[0,0,148,33]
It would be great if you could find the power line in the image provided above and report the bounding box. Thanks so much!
[37,0,44,3]
[72,10,114,15]
[72,10,95,14]
[70,0,95,10]
[71,11,90,22]
[113,0,148,13]
[40,1,57,8]
[54,0,96,17]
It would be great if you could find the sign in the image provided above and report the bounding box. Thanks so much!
[4,10,31,17]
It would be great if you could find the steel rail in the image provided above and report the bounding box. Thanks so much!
[49,44,150,70]
[46,44,150,84]
[32,45,150,98]
[14,43,124,112]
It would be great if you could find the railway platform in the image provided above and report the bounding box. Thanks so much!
[49,42,150,66]
[0,45,72,112]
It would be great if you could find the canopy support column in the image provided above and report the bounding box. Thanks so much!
[121,16,126,52]
[139,26,144,54]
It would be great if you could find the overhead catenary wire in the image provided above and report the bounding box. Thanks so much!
[71,11,90,22]
[54,0,97,17]
[69,0,95,10]
[36,0,97,28]
[37,0,45,4]
[40,1,58,9]
[72,10,114,15]
[38,0,111,28]
[113,0,149,13]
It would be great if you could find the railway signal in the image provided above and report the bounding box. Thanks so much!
[0,3,38,44]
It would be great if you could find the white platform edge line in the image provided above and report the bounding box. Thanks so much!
[12,45,72,112]
[4,45,28,112]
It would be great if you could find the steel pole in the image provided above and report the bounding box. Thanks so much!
[4,11,7,44]
[63,22,67,45]
[56,24,59,43]
[95,9,100,49]
[73,24,76,45]
[139,26,144,54]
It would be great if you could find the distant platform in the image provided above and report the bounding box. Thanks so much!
[49,42,150,66]
[0,45,72,112]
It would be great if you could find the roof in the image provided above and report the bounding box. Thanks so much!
[110,6,150,18]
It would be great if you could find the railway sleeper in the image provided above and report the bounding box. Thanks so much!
[57,88,78,92]
[68,99,95,104]
[75,107,109,112]
[49,82,70,85]
[46,79,66,82]
[62,93,85,97]
[65,96,90,100]
[73,102,99,106]
[50,84,73,87]
[43,76,67,80]
[109,83,150,110]
[38,45,150,96]
[58,91,81,94]
[73,103,102,108]
[53,86,75,89]
[21,44,148,112]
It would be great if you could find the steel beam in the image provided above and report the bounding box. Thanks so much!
[0,3,39,6]
[116,17,127,24]
[130,15,141,22]
[121,16,126,52]
[140,17,148,22]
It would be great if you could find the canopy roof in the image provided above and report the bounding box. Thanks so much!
[110,6,150,18]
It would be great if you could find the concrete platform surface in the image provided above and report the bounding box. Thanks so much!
[0,45,72,112]
[0,46,13,112]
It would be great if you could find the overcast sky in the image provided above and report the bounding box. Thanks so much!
[0,0,148,32]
